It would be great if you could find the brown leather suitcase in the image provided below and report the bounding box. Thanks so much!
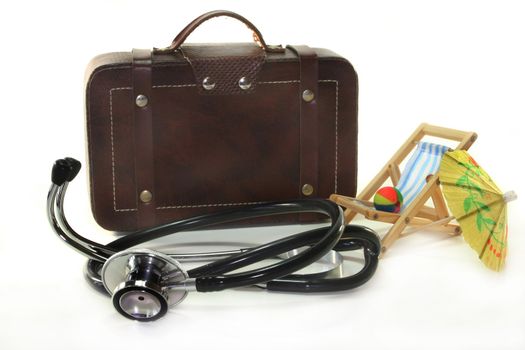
[85,10,358,231]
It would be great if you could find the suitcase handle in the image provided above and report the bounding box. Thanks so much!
[154,10,284,54]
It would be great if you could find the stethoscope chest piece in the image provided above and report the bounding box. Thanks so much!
[101,249,190,321]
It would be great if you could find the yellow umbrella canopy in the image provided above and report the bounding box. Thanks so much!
[438,150,515,271]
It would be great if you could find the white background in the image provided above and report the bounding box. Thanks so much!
[1,0,524,349]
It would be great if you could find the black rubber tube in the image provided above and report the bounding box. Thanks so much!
[265,226,381,293]
[50,158,380,296]
[107,200,341,250]
[104,200,345,292]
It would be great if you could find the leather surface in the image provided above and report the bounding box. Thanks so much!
[287,45,319,200]
[181,44,266,95]
[86,45,358,231]
[157,10,283,54]
[132,49,157,228]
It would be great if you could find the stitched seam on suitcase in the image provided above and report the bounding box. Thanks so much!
[109,87,136,212]
[108,80,339,211]
[331,79,339,194]
[157,201,268,210]
[87,66,130,217]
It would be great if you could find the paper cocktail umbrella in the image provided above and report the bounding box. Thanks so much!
[438,150,516,271]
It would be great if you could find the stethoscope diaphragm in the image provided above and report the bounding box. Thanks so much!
[102,249,190,321]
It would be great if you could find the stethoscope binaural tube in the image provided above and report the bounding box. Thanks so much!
[48,157,381,321]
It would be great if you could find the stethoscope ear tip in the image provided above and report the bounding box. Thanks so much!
[64,158,82,181]
[52,158,82,186]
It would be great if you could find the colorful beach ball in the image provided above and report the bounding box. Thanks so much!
[373,186,403,213]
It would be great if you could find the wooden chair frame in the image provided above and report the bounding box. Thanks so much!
[330,123,477,255]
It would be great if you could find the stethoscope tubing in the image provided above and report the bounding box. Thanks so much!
[49,161,345,292]
[266,230,380,292]
[49,157,380,295]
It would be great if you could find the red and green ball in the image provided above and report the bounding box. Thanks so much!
[373,186,404,213]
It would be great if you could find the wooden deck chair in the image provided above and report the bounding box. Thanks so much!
[330,123,477,255]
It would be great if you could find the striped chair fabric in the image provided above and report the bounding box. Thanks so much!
[397,142,449,209]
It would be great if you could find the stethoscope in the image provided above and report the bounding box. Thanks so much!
[48,157,381,321]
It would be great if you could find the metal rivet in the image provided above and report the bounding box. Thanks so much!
[238,77,251,90]
[139,190,152,203]
[302,184,314,196]
[135,94,148,108]
[302,89,315,102]
[202,77,216,90]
